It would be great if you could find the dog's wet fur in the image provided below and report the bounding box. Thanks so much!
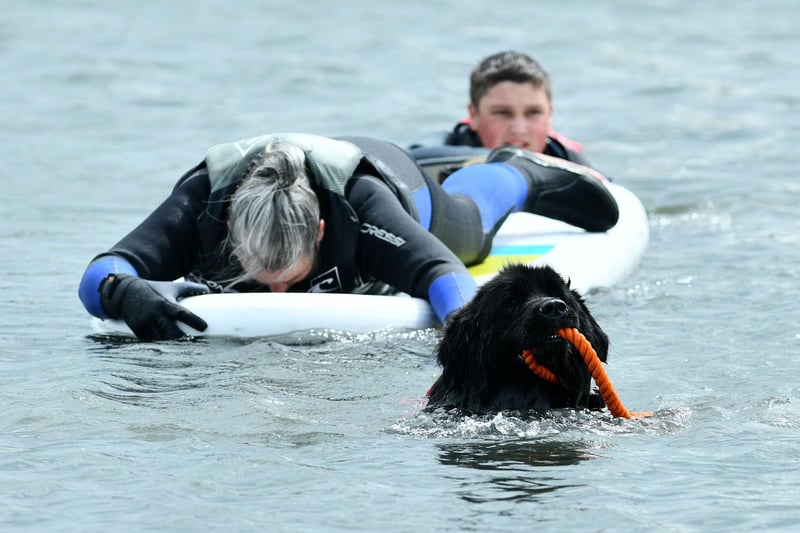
[426,264,609,414]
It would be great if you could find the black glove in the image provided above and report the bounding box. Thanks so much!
[101,274,210,340]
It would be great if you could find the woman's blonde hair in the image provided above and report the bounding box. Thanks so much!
[227,139,320,283]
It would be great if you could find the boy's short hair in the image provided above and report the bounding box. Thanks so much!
[469,51,551,108]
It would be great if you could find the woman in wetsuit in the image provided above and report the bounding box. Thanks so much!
[78,133,617,340]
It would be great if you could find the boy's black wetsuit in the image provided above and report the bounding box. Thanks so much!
[408,121,590,165]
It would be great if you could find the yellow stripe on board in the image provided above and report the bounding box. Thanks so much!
[466,244,555,277]
[468,254,544,277]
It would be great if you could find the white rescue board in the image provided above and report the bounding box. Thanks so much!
[93,182,648,338]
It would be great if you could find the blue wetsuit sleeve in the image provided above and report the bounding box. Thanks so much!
[78,255,139,318]
[428,271,477,323]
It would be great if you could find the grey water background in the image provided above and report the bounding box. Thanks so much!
[2,0,799,530]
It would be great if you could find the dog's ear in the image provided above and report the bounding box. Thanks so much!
[435,309,476,379]
[428,301,489,408]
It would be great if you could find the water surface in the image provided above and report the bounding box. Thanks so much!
[2,1,800,530]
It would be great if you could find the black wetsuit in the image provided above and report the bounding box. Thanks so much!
[82,134,500,322]
[408,121,590,165]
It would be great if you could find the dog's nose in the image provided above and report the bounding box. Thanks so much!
[537,298,568,318]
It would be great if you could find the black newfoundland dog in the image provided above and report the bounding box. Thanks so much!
[426,264,609,414]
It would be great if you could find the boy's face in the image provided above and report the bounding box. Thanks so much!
[468,81,553,151]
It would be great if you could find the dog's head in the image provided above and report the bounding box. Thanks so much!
[426,264,609,413]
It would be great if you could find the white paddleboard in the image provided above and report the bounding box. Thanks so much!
[92,182,648,338]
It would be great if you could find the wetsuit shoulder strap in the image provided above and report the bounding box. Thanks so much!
[203,133,363,196]
[336,136,427,223]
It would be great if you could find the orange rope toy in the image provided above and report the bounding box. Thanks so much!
[522,327,652,419]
